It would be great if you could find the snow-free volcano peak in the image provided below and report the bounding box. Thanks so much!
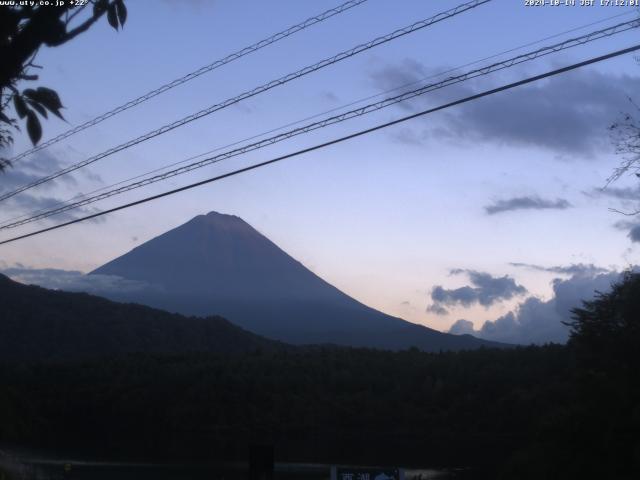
[92,212,506,351]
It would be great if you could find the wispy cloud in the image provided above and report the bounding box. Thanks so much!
[484,196,571,215]
[0,150,103,224]
[320,91,340,103]
[2,267,158,294]
[0,150,75,192]
[509,262,608,276]
[584,185,640,201]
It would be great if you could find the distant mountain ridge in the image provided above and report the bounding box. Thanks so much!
[0,273,281,362]
[92,211,505,351]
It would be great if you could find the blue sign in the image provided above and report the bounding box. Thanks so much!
[331,466,404,480]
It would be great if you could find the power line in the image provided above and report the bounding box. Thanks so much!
[7,0,370,164]
[3,9,633,231]
[2,18,637,230]
[0,0,491,203]
[4,8,631,229]
[1,43,638,247]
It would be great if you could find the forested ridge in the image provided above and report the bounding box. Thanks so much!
[0,274,283,361]
[0,273,638,478]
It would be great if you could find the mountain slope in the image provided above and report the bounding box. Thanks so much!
[0,273,281,362]
[92,211,505,351]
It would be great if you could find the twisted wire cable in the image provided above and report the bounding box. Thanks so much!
[0,0,491,203]
[3,17,636,230]
[7,0,370,164]
[3,8,629,228]
[1,43,638,246]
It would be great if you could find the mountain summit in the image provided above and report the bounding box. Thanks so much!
[93,211,503,351]
[95,212,352,303]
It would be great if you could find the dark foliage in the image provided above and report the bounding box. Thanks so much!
[0,346,571,474]
[560,271,640,479]
[0,274,282,362]
[0,0,127,167]
[0,273,638,478]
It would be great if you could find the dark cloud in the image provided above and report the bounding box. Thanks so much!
[320,91,340,103]
[369,59,442,116]
[431,285,477,307]
[370,60,639,156]
[585,185,640,201]
[370,58,426,92]
[614,220,640,244]
[426,303,449,316]
[5,192,103,224]
[484,196,571,215]
[585,185,640,220]
[390,128,426,146]
[0,151,103,224]
[0,150,75,192]
[448,270,624,344]
[232,102,254,115]
[2,267,157,294]
[81,169,104,184]
[428,270,527,313]
[509,262,608,276]
[448,319,475,335]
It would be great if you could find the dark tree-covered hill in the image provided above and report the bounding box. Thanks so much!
[0,273,282,362]
[1,273,638,478]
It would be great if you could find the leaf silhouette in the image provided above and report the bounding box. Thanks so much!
[26,110,42,145]
[116,0,127,27]
[13,95,28,119]
[24,87,64,120]
[107,3,119,30]
[27,99,48,118]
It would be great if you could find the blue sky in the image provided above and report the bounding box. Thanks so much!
[1,0,640,340]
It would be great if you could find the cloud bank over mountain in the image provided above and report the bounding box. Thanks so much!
[2,266,154,294]
[449,269,625,344]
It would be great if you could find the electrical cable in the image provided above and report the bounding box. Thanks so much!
[6,0,370,163]
[2,18,637,230]
[0,0,490,202]
[1,43,637,246]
